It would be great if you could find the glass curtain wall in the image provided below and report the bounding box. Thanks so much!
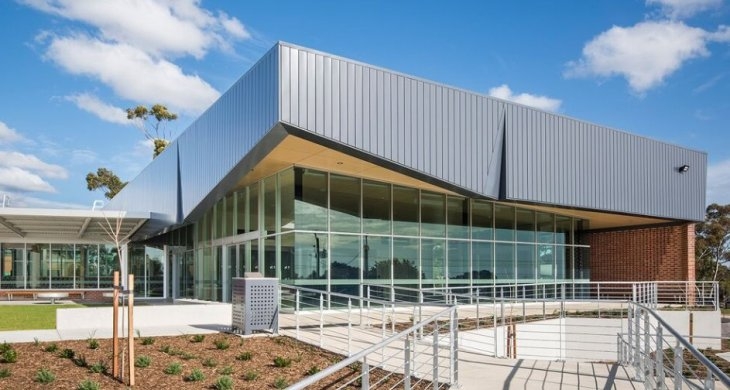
[189,166,591,302]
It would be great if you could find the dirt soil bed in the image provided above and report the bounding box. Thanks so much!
[0,333,432,389]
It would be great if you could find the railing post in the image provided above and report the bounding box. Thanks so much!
[419,291,424,340]
[627,305,633,364]
[433,328,439,390]
[391,303,396,334]
[348,298,352,356]
[367,285,371,312]
[404,336,411,390]
[706,369,715,390]
[476,289,480,330]
[361,357,370,390]
[494,300,499,357]
[451,307,459,385]
[643,310,651,389]
[673,343,682,390]
[319,293,325,348]
[295,289,300,340]
[634,306,642,379]
[382,303,386,362]
[656,324,664,389]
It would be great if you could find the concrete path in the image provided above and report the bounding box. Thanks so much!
[0,324,224,344]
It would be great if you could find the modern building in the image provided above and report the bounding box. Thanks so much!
[0,42,706,302]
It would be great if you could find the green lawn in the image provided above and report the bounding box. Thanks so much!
[0,304,86,331]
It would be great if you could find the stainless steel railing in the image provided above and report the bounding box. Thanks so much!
[281,284,457,389]
[617,301,730,390]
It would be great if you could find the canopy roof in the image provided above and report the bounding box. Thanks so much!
[0,208,150,243]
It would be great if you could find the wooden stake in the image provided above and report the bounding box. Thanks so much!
[112,271,119,378]
[128,274,135,386]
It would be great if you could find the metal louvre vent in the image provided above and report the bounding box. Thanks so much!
[232,274,279,335]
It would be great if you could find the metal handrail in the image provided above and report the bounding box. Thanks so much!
[286,305,456,389]
[631,301,730,387]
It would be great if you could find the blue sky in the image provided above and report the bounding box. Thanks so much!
[0,0,728,209]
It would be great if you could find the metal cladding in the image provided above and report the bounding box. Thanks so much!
[107,42,707,237]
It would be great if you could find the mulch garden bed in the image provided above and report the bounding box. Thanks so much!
[0,332,434,389]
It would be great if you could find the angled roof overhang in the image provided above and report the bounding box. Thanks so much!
[0,208,150,243]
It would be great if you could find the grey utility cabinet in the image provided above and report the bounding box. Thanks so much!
[231,273,279,335]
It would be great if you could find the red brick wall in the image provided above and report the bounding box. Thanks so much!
[584,223,695,282]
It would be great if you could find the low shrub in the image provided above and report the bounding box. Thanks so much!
[202,358,217,367]
[135,355,151,368]
[76,379,101,390]
[185,368,205,382]
[73,354,88,368]
[44,343,58,353]
[0,368,10,378]
[88,361,108,374]
[307,365,320,375]
[218,365,233,375]
[236,351,252,361]
[163,362,182,375]
[1,348,17,363]
[141,337,155,345]
[59,348,75,359]
[179,352,196,360]
[190,334,205,343]
[273,356,291,368]
[242,370,258,381]
[34,368,55,384]
[86,338,99,350]
[0,342,11,353]
[214,339,230,350]
[274,376,288,389]
[213,375,234,390]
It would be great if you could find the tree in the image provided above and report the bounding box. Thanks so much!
[695,203,730,282]
[86,168,127,200]
[86,103,177,199]
[126,104,178,158]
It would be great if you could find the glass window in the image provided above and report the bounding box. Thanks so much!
[288,232,328,283]
[575,219,590,245]
[472,241,494,281]
[538,244,554,281]
[363,236,391,282]
[575,247,590,280]
[536,212,554,243]
[447,240,469,281]
[556,216,572,245]
[50,244,74,289]
[555,245,568,282]
[225,193,235,237]
[1,244,25,289]
[447,197,469,239]
[495,205,515,241]
[213,198,224,239]
[79,244,98,289]
[393,238,419,282]
[421,239,445,284]
[472,200,493,240]
[393,186,419,236]
[295,168,328,231]
[515,244,535,282]
[264,175,277,233]
[330,175,361,233]
[363,180,391,234]
[98,244,119,289]
[421,192,445,237]
[515,209,535,243]
[280,169,295,232]
[495,243,514,281]
[248,184,259,233]
[264,236,277,278]
[236,190,246,235]
[330,234,361,281]
[145,246,165,298]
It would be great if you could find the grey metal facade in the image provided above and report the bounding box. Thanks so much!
[107,41,707,237]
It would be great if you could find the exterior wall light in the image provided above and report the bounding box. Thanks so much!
[678,165,690,173]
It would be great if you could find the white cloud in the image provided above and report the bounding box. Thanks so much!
[70,149,98,165]
[565,21,722,93]
[0,151,68,179]
[21,0,250,59]
[707,159,730,205]
[65,93,131,125]
[0,121,23,144]
[0,166,56,193]
[488,84,562,112]
[646,0,723,19]
[45,35,220,114]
